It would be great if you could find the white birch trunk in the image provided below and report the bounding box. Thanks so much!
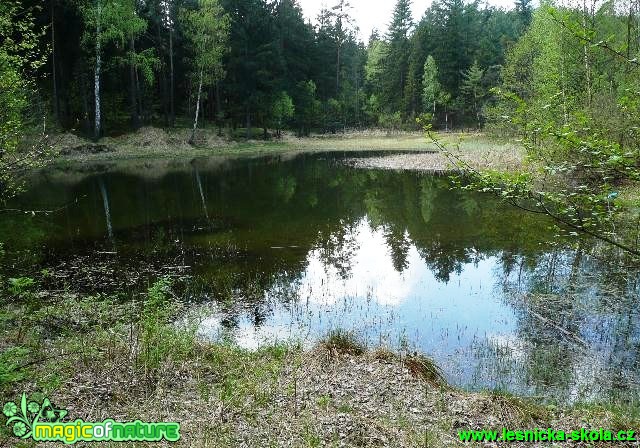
[190,67,204,144]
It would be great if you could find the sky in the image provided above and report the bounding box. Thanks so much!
[297,0,516,40]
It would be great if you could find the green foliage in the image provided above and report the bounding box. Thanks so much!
[515,0,533,30]
[271,91,295,133]
[181,0,229,87]
[0,2,48,201]
[460,60,486,128]
[126,48,159,86]
[365,40,387,89]
[293,80,321,136]
[80,0,144,49]
[0,347,30,392]
[139,278,196,375]
[422,55,441,114]
[379,0,413,115]
[7,277,34,298]
[80,0,160,86]
[379,111,402,132]
[449,2,640,257]
[0,54,27,157]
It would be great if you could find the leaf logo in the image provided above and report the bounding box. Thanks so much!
[3,393,67,439]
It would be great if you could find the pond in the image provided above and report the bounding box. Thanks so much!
[2,152,640,405]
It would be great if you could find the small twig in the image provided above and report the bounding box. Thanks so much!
[528,310,588,348]
[9,349,85,372]
[550,14,640,68]
[0,195,87,215]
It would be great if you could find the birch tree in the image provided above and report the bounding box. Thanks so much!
[80,0,150,139]
[182,0,229,145]
[422,55,441,115]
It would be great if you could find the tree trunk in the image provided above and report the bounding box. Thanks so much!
[560,33,569,125]
[129,36,140,129]
[135,61,143,123]
[94,1,102,141]
[354,64,359,126]
[169,28,175,126]
[190,68,204,145]
[246,106,252,139]
[81,73,90,134]
[215,82,223,136]
[51,0,60,125]
[156,20,169,126]
[336,43,341,96]
[582,0,592,108]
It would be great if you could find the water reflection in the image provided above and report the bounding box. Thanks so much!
[200,219,519,371]
[2,152,640,405]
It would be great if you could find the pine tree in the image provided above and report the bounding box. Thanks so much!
[430,0,467,98]
[273,0,314,88]
[460,60,485,128]
[330,0,354,96]
[515,0,533,29]
[380,0,413,115]
[221,0,278,137]
[403,20,429,119]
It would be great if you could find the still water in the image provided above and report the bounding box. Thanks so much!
[3,152,640,404]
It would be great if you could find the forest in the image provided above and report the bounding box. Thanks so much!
[4,0,535,140]
[2,0,637,144]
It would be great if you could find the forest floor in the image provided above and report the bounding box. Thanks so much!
[48,126,525,172]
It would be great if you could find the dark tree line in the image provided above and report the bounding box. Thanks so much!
[21,0,533,139]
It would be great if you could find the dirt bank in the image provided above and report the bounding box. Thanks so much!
[28,344,631,448]
[47,127,524,172]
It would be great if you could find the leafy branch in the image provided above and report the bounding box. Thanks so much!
[426,129,640,258]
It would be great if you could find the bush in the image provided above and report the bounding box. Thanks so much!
[379,112,402,133]
[139,278,196,377]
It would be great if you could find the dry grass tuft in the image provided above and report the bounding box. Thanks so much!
[404,353,448,388]
[320,329,366,357]
[371,346,396,363]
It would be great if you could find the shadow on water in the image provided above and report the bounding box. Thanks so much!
[2,152,640,405]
